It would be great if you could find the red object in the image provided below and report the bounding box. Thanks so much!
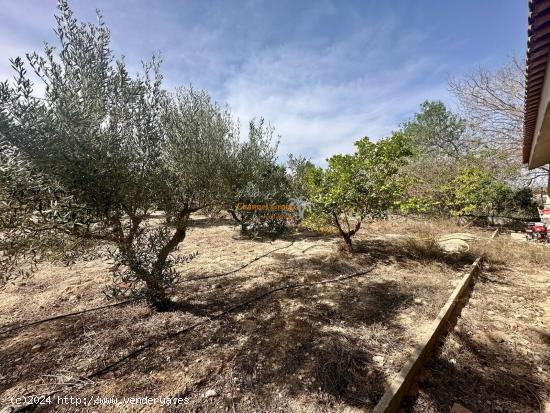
[526,221,550,242]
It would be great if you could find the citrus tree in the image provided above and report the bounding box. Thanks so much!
[306,133,411,252]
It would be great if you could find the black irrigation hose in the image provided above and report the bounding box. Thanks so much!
[301,244,326,254]
[183,241,295,282]
[12,264,377,412]
[0,242,298,336]
[0,299,139,336]
[459,213,540,222]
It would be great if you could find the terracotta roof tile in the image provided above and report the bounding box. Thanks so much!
[524,0,550,163]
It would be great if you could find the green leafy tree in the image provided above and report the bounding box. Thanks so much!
[286,154,315,198]
[440,164,538,218]
[0,142,87,285]
[402,100,469,159]
[0,1,250,310]
[492,187,538,218]
[228,119,291,237]
[306,134,411,252]
[398,101,521,217]
[442,166,509,216]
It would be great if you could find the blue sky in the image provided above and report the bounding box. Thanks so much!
[0,0,527,164]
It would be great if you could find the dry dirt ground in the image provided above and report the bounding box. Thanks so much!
[0,216,544,412]
[405,234,550,413]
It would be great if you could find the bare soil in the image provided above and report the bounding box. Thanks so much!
[405,233,550,413]
[0,216,511,412]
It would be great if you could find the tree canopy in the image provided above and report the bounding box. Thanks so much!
[306,133,411,251]
[0,0,276,309]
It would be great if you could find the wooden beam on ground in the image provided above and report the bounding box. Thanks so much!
[373,229,498,413]
[372,257,482,412]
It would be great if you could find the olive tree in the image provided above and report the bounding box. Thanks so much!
[0,1,242,310]
[0,142,82,285]
[286,154,315,198]
[306,134,411,252]
[227,119,291,237]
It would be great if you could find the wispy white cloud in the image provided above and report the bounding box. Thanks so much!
[220,25,450,164]
[0,0,522,166]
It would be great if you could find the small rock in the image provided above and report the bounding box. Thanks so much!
[414,298,424,305]
[449,358,457,365]
[31,344,42,352]
[373,355,385,365]
[450,402,473,413]
[204,389,218,398]
[68,294,81,302]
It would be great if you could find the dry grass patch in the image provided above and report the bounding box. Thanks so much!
[477,234,550,266]
[408,231,550,412]
[0,216,492,412]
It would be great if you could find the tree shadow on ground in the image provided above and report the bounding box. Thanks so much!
[179,233,473,297]
[403,329,549,413]
[0,302,149,395]
[177,240,357,299]
[171,252,365,317]
[475,264,517,287]
[353,238,476,270]
[133,270,416,411]
[188,216,235,228]
[227,227,330,243]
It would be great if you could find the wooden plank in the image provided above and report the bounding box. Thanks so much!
[373,230,499,413]
[372,258,481,412]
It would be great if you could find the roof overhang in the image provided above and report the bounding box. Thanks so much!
[524,0,550,169]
